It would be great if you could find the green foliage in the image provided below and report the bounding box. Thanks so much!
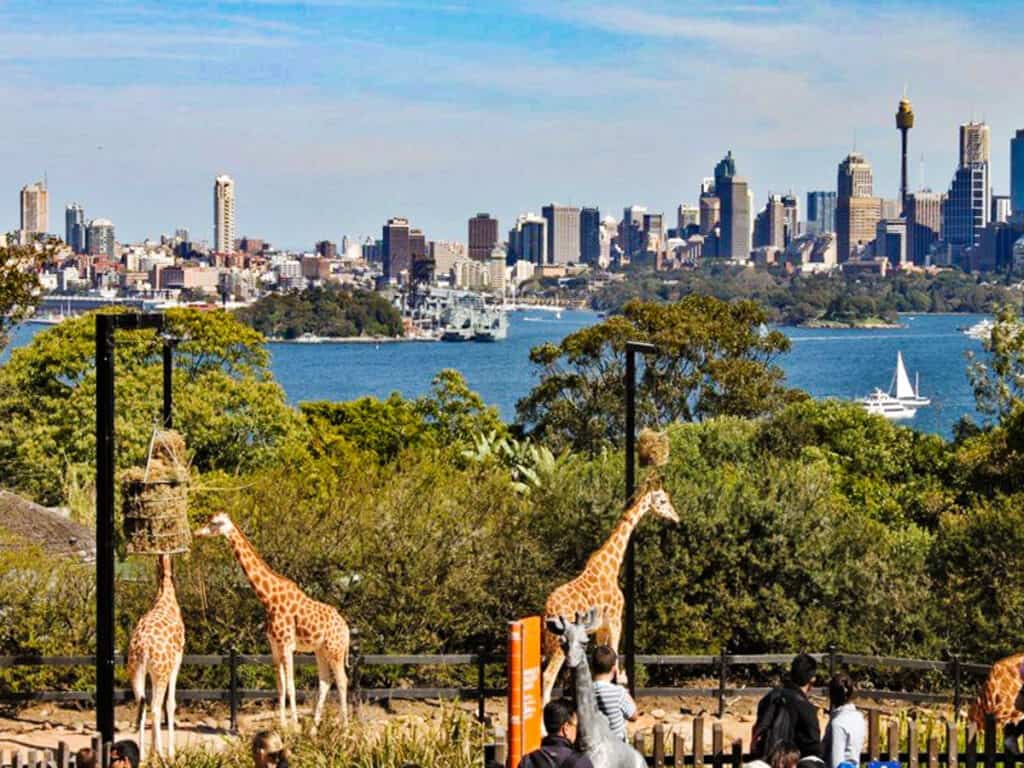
[967,305,1024,422]
[0,308,305,505]
[517,297,800,453]
[235,285,403,339]
[0,244,45,352]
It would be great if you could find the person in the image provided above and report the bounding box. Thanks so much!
[751,653,822,762]
[252,730,290,768]
[110,741,140,768]
[590,645,638,742]
[520,698,594,768]
[74,747,96,768]
[822,673,865,768]
[768,741,802,768]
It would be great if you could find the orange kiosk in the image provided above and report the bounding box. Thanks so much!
[507,616,543,768]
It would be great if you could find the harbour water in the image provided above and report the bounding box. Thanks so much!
[3,311,989,438]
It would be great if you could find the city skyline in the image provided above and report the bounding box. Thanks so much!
[2,1,1023,248]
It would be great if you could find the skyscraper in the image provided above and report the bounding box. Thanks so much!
[677,204,699,232]
[1011,129,1024,216]
[806,191,837,235]
[620,205,647,259]
[86,218,116,259]
[836,153,880,261]
[699,193,721,235]
[896,96,914,214]
[942,122,991,261]
[65,203,86,253]
[960,122,991,165]
[468,213,498,261]
[906,191,943,265]
[781,194,799,244]
[754,195,786,249]
[382,217,411,279]
[213,175,235,253]
[509,214,547,265]
[542,204,581,264]
[20,181,48,235]
[580,207,601,266]
[715,152,751,260]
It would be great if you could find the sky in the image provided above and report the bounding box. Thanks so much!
[2,0,1023,250]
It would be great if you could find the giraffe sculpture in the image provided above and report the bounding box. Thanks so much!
[542,487,679,703]
[969,652,1024,744]
[547,608,645,768]
[126,553,185,761]
[195,512,350,727]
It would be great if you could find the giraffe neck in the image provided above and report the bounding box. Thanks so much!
[154,553,179,611]
[587,492,651,578]
[226,526,281,607]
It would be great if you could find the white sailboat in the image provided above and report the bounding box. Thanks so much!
[857,351,929,419]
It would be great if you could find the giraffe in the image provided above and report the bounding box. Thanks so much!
[126,553,185,761]
[541,487,679,704]
[546,608,645,768]
[969,652,1024,737]
[195,512,350,727]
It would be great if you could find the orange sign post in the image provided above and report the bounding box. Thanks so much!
[507,616,542,768]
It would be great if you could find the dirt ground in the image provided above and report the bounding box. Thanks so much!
[0,691,952,757]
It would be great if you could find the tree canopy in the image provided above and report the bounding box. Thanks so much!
[235,285,403,339]
[0,244,45,352]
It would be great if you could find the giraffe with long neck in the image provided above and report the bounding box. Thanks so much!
[196,513,350,727]
[970,653,1024,730]
[541,487,679,703]
[126,553,185,760]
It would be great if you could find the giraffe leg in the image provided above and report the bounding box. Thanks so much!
[167,653,182,758]
[332,657,348,723]
[273,649,288,729]
[130,662,148,762]
[606,616,626,685]
[541,646,565,705]
[285,649,299,726]
[151,678,167,758]
[313,655,331,726]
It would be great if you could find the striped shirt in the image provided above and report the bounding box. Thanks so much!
[593,680,637,741]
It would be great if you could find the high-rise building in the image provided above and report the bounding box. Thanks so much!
[806,191,837,235]
[781,194,799,243]
[906,191,943,265]
[875,218,908,267]
[620,205,647,259]
[942,124,991,263]
[677,204,699,232]
[992,196,1012,224]
[541,204,581,264]
[315,240,337,259]
[699,194,721,235]
[960,122,991,165]
[213,175,235,253]
[86,218,116,259]
[837,153,880,261]
[580,207,601,266]
[509,213,547,265]
[1012,129,1024,216]
[896,96,914,213]
[65,203,86,253]
[643,212,664,252]
[715,152,751,260]
[382,217,411,279]
[468,213,498,261]
[754,195,787,249]
[20,181,48,235]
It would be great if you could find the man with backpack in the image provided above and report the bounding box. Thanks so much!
[751,654,823,764]
[520,698,594,768]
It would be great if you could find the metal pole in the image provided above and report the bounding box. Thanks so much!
[95,315,116,745]
[162,340,173,429]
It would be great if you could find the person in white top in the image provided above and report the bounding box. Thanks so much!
[822,673,866,768]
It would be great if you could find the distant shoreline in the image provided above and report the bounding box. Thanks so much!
[267,335,437,344]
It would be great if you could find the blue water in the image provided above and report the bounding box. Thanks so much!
[2,312,989,438]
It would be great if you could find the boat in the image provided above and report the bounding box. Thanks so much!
[292,332,324,343]
[473,308,508,342]
[440,306,475,341]
[857,351,929,418]
[963,319,994,341]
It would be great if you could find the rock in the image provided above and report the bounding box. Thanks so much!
[43,721,54,730]
[651,708,666,720]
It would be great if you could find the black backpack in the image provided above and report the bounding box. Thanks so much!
[752,689,797,759]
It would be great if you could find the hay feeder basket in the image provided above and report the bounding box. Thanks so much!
[121,429,191,555]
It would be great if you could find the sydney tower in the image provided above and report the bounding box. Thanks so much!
[896,96,914,216]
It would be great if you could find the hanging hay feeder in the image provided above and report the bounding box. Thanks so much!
[637,428,670,468]
[121,429,191,555]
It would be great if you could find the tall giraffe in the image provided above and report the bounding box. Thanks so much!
[970,653,1024,731]
[196,513,350,727]
[541,487,679,703]
[126,553,185,760]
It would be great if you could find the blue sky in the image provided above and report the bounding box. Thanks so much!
[2,0,1023,248]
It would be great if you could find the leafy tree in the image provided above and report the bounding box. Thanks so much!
[517,297,799,452]
[0,244,45,351]
[235,285,403,339]
[967,305,1024,423]
[0,308,304,504]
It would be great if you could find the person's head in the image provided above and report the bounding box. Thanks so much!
[829,672,855,710]
[768,740,801,768]
[543,698,579,741]
[110,741,139,768]
[790,653,818,690]
[74,747,96,768]
[591,645,618,678]
[252,730,289,768]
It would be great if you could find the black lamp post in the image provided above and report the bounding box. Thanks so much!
[623,340,656,699]
[95,313,173,748]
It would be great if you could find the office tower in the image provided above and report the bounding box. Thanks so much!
[541,204,581,264]
[1012,129,1024,216]
[315,240,337,259]
[429,241,466,275]
[896,96,914,213]
[992,196,1011,224]
[677,204,699,231]
[86,218,116,259]
[714,151,736,185]
[943,123,991,261]
[213,175,235,253]
[781,194,799,243]
[509,213,547,265]
[699,194,721,235]
[468,213,498,261]
[175,227,190,243]
[806,191,837,235]
[875,218,908,267]
[619,205,647,259]
[580,207,601,266]
[382,217,411,279]
[837,153,880,261]
[960,122,991,165]
[714,152,751,260]
[906,191,943,265]
[643,212,664,251]
[65,203,86,253]
[754,195,786,249]
[20,181,48,235]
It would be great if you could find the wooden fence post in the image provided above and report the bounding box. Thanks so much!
[653,724,665,768]
[694,716,705,768]
[928,733,939,768]
[718,649,729,719]
[228,648,239,734]
[56,742,68,768]
[477,646,487,724]
[952,656,962,723]
[731,738,742,768]
[983,714,996,768]
[947,721,958,768]
[712,722,724,768]
[869,709,881,761]
[674,732,685,768]
[888,718,900,761]
[11,749,21,768]
[25,752,35,768]
[908,717,920,768]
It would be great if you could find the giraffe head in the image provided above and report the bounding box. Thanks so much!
[546,607,600,669]
[194,512,236,538]
[644,488,680,524]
